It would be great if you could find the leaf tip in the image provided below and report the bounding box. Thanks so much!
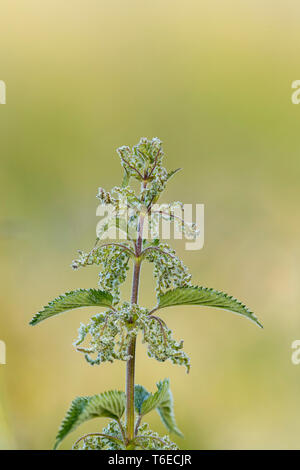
[29,316,38,326]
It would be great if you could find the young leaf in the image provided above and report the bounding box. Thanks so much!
[166,168,182,182]
[81,390,126,421]
[156,286,262,328]
[54,390,126,449]
[156,381,183,437]
[140,379,169,416]
[30,288,113,326]
[134,385,150,415]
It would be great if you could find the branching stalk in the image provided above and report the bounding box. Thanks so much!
[134,415,142,437]
[72,433,123,449]
[116,419,126,444]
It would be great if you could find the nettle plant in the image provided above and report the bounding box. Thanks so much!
[30,138,262,450]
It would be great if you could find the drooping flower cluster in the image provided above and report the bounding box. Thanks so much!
[96,185,143,241]
[74,303,145,365]
[135,422,178,450]
[144,243,192,296]
[143,315,190,373]
[73,421,124,450]
[72,244,131,304]
[73,420,177,450]
[74,302,190,372]
[74,310,132,365]
[148,201,200,241]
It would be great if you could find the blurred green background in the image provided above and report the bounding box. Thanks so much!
[1,0,300,449]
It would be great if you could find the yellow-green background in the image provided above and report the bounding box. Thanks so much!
[0,0,299,450]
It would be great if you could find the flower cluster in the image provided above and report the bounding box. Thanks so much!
[117,137,172,207]
[74,302,190,372]
[135,422,177,450]
[117,137,164,181]
[97,185,142,213]
[148,201,199,240]
[96,185,144,241]
[73,304,137,365]
[73,420,123,450]
[144,243,192,296]
[143,315,190,373]
[72,244,131,304]
[73,421,177,450]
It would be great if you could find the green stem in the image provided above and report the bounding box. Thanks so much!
[125,261,140,442]
[125,214,144,443]
[125,178,148,445]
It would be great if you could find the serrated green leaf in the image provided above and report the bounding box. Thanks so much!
[140,379,169,416]
[81,391,126,421]
[157,382,183,437]
[157,286,262,328]
[134,385,150,414]
[54,390,125,449]
[30,288,113,326]
[54,396,89,450]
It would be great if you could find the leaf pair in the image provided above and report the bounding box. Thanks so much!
[30,286,262,328]
[135,378,183,437]
[54,390,125,449]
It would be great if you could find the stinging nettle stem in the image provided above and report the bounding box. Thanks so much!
[125,261,140,442]
[125,212,145,443]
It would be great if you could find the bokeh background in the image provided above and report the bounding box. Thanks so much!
[0,0,300,450]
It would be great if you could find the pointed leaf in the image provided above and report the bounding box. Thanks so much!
[54,396,89,450]
[157,382,183,437]
[30,288,113,326]
[157,286,262,328]
[54,390,125,449]
[166,168,182,182]
[140,379,169,416]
